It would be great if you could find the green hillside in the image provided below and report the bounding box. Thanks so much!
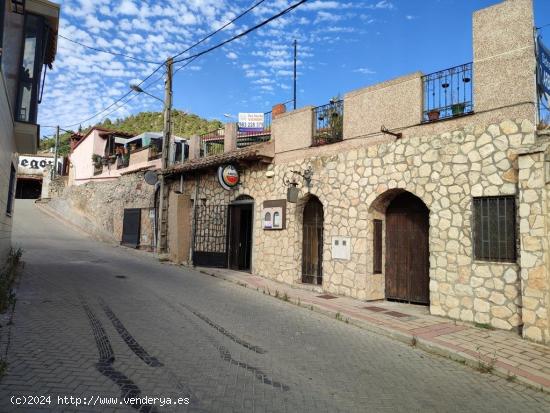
[39,110,222,156]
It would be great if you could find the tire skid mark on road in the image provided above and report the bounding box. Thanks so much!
[155,295,290,392]
[99,299,164,367]
[178,305,290,392]
[179,302,267,354]
[81,300,157,413]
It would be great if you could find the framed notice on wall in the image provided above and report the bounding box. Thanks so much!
[262,199,286,230]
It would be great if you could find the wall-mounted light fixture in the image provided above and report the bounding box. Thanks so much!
[11,0,25,14]
[283,166,313,203]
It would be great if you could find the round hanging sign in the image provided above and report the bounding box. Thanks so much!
[217,164,240,190]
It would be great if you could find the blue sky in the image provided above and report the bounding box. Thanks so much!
[40,0,550,134]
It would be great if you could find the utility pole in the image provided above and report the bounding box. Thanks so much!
[52,125,60,179]
[157,57,173,254]
[293,39,297,110]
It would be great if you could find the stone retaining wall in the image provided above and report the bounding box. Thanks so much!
[48,172,156,247]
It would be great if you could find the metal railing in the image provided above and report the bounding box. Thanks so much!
[117,155,129,169]
[237,111,272,148]
[200,128,225,157]
[148,146,162,161]
[422,63,473,122]
[312,100,344,146]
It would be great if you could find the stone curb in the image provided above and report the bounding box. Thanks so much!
[197,267,550,394]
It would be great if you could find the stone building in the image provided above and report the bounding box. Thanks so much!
[161,0,550,344]
[0,0,60,259]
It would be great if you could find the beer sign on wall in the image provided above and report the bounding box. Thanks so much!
[217,164,240,191]
[18,156,61,176]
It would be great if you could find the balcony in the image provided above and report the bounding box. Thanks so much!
[14,121,39,153]
[422,63,473,122]
[117,154,130,169]
[200,129,225,157]
[312,100,343,146]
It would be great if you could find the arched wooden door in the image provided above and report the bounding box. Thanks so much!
[385,192,430,305]
[302,197,324,285]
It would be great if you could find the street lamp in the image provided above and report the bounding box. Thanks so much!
[130,84,164,103]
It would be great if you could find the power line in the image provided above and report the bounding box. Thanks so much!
[58,34,160,64]
[172,0,267,60]
[62,64,166,128]
[61,0,307,129]
[60,0,268,129]
[173,0,309,64]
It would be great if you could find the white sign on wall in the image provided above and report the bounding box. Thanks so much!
[18,156,62,176]
[238,113,264,132]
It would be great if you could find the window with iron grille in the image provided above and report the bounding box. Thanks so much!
[472,196,516,262]
[6,163,16,215]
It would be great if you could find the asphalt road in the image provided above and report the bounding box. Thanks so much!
[0,199,549,412]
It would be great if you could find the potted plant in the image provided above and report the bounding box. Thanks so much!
[91,154,102,168]
[451,102,466,116]
[427,109,440,121]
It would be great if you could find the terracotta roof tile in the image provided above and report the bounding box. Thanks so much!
[163,143,274,175]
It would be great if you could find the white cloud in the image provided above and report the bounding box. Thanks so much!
[367,1,395,10]
[119,0,140,16]
[354,67,376,75]
[38,0,391,128]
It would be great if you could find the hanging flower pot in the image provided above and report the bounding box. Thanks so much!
[427,109,440,121]
[451,103,466,116]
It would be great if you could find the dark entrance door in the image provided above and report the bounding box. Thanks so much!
[121,208,141,248]
[16,178,42,199]
[193,204,229,268]
[302,197,323,285]
[385,192,430,305]
[228,199,253,271]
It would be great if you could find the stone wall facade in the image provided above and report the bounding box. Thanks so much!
[48,171,156,248]
[169,117,550,344]
[517,136,550,343]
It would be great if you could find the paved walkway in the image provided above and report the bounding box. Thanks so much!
[197,267,550,393]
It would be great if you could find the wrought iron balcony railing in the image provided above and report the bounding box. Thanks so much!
[200,128,225,157]
[117,154,130,169]
[312,100,344,146]
[423,63,473,122]
[237,111,272,148]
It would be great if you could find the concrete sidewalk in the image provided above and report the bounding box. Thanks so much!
[196,266,550,393]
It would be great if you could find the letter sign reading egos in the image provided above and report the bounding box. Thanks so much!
[217,164,240,191]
